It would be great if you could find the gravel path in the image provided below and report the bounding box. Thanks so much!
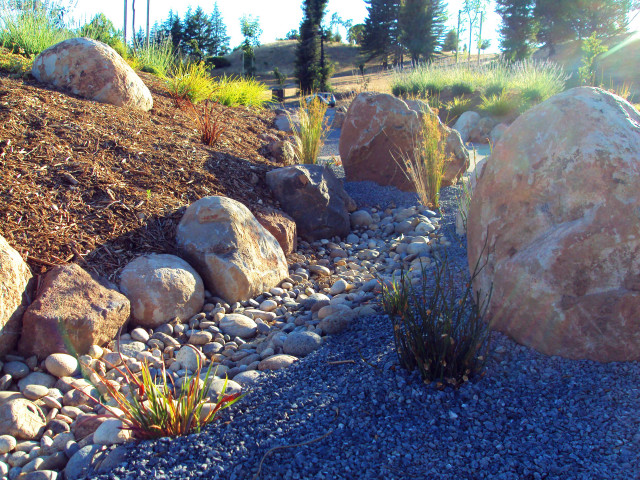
[99,185,640,480]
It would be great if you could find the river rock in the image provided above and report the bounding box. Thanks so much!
[467,86,640,362]
[283,331,322,357]
[119,254,205,328]
[219,314,257,339]
[258,354,297,371]
[44,353,79,378]
[176,196,288,303]
[32,37,153,111]
[0,399,45,440]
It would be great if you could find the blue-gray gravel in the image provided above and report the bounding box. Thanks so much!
[95,185,640,480]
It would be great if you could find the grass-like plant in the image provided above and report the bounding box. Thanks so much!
[212,74,271,108]
[395,109,447,208]
[133,38,176,77]
[0,3,72,56]
[0,47,32,75]
[478,89,521,116]
[164,61,217,106]
[444,96,472,122]
[184,99,227,146]
[380,252,492,388]
[289,97,328,164]
[450,81,474,97]
[77,346,243,439]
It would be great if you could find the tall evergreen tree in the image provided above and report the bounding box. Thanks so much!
[442,28,459,52]
[210,2,230,55]
[296,0,329,92]
[361,0,401,68]
[160,10,184,50]
[496,0,536,60]
[399,0,446,65]
[183,7,215,58]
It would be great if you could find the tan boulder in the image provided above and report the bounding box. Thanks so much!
[339,93,469,191]
[32,37,152,111]
[0,236,33,356]
[0,399,45,440]
[453,111,481,143]
[176,196,289,303]
[255,209,297,255]
[467,86,640,362]
[119,254,204,328]
[19,264,130,359]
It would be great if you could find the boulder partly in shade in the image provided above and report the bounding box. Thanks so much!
[467,87,640,362]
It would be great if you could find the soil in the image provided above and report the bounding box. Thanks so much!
[0,69,291,282]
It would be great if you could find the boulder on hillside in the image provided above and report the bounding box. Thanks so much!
[0,236,33,356]
[467,86,640,362]
[32,37,153,111]
[339,93,469,191]
[19,264,130,359]
[176,196,289,304]
[255,209,298,255]
[119,254,205,328]
[453,111,481,143]
[266,165,351,241]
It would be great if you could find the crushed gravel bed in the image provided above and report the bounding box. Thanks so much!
[98,185,640,480]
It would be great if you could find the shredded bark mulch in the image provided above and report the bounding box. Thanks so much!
[0,70,289,282]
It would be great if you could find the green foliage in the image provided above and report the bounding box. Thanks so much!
[164,61,216,105]
[361,0,401,68]
[296,0,330,92]
[78,346,243,440]
[273,67,287,86]
[284,29,299,40]
[206,55,231,69]
[79,13,121,46]
[347,23,365,45]
[451,81,474,97]
[578,32,608,86]
[496,0,536,61]
[290,97,329,164]
[478,89,521,116]
[398,0,447,64]
[133,37,176,77]
[442,28,458,52]
[444,96,472,121]
[0,1,72,56]
[379,252,492,388]
[212,75,270,108]
[0,46,32,75]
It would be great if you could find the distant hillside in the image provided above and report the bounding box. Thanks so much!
[533,33,640,101]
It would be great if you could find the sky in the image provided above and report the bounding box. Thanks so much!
[72,0,504,54]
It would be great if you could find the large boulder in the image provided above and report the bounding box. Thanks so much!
[119,254,205,328]
[467,87,640,362]
[19,264,130,359]
[453,111,481,143]
[266,165,352,241]
[176,196,288,303]
[0,236,33,356]
[32,37,153,111]
[255,209,297,255]
[339,93,469,191]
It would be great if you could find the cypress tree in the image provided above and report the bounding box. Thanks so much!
[296,0,329,92]
[399,0,447,65]
[496,0,536,60]
[361,0,401,68]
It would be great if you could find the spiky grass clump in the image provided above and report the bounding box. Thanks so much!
[478,89,521,117]
[290,97,328,164]
[212,75,270,108]
[78,346,243,439]
[133,38,176,77]
[184,99,227,146]
[380,253,492,388]
[0,2,72,56]
[164,61,216,106]
[444,96,472,122]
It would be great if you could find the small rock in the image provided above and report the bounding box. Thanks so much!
[93,419,131,445]
[188,331,213,346]
[129,328,150,343]
[175,346,205,372]
[219,314,257,339]
[64,444,102,480]
[283,331,322,357]
[21,385,49,401]
[0,400,45,440]
[3,362,29,380]
[350,210,373,227]
[232,370,262,387]
[319,313,352,335]
[44,354,79,378]
[258,354,297,371]
[0,435,16,454]
[329,279,349,295]
[206,378,242,399]
[17,373,56,393]
[258,299,278,312]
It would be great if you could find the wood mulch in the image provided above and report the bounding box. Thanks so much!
[0,70,289,282]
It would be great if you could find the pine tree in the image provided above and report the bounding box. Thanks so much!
[399,0,446,65]
[361,0,401,68]
[296,0,329,92]
[442,28,458,52]
[496,0,536,60]
[210,2,230,56]
[160,10,184,50]
[183,7,215,59]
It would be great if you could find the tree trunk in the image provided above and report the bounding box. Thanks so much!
[132,0,136,48]
[124,0,128,44]
[146,0,150,47]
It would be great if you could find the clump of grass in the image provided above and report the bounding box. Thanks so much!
[133,38,176,77]
[444,96,472,122]
[0,47,32,75]
[478,89,521,116]
[395,109,448,208]
[184,99,227,146]
[212,75,270,108]
[380,251,492,388]
[164,61,216,106]
[451,81,474,97]
[77,345,243,439]
[0,2,72,56]
[289,97,329,164]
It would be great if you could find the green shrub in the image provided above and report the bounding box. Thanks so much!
[0,4,72,56]
[79,13,121,48]
[206,55,231,69]
[451,81,473,97]
[0,47,32,75]
[212,75,270,108]
[290,97,328,164]
[444,96,472,122]
[78,345,243,439]
[380,251,492,388]
[478,89,521,116]
[164,61,216,106]
[483,82,508,97]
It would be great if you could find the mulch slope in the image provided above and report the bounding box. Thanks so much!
[0,70,288,282]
